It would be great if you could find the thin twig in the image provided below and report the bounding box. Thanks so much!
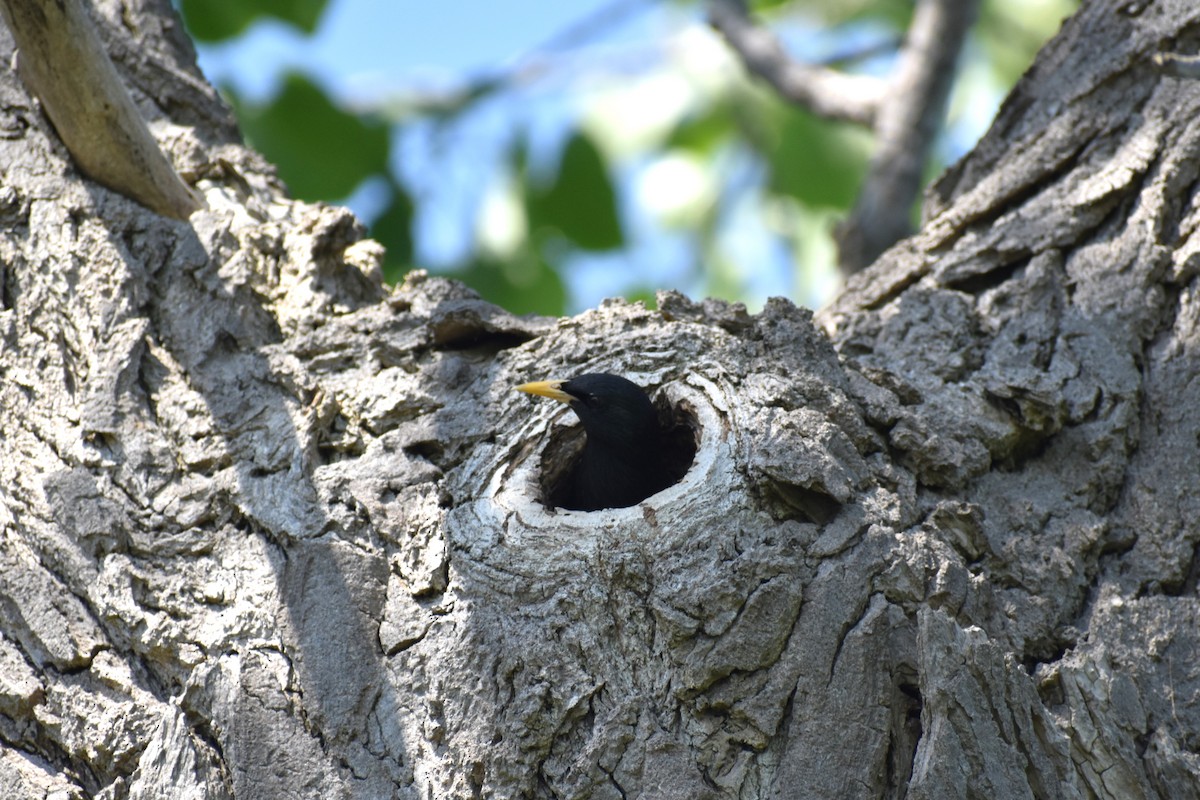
[708,0,883,127]
[836,0,980,274]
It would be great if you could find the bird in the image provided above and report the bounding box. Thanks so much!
[516,373,682,511]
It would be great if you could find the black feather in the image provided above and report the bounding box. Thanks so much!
[519,373,684,511]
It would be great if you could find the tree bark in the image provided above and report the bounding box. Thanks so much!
[1,1,1199,798]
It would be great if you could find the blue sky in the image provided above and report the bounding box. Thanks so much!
[193,0,1039,312]
[196,1,667,106]
[195,0,741,310]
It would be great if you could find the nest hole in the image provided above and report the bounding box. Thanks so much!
[535,392,700,511]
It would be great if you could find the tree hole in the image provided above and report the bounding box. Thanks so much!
[535,392,700,511]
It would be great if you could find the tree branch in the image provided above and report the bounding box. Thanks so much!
[0,0,201,219]
[836,0,980,274]
[708,0,884,127]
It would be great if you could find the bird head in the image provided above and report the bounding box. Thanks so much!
[516,373,659,450]
[517,372,698,510]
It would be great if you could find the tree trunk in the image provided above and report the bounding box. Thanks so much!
[2,1,1199,798]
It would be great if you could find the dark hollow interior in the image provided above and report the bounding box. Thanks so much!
[536,394,700,511]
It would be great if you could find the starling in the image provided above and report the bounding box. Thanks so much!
[516,373,681,511]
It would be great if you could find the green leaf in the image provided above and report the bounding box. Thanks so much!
[229,73,390,201]
[747,0,793,12]
[667,106,734,156]
[978,0,1076,85]
[804,0,913,28]
[181,0,328,42]
[623,287,659,310]
[766,107,870,210]
[526,132,622,252]
[454,252,566,317]
[372,181,415,284]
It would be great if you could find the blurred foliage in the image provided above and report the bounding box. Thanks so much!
[369,179,415,274]
[458,248,567,317]
[183,0,1076,317]
[766,110,871,209]
[525,132,623,252]
[228,72,390,200]
[182,0,327,41]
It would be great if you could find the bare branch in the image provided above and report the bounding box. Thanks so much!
[0,0,201,219]
[836,0,980,274]
[708,0,884,127]
[709,0,979,276]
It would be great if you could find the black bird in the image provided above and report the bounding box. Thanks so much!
[516,373,681,511]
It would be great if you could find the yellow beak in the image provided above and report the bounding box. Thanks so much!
[516,379,573,403]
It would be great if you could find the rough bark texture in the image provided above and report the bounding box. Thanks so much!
[1,1,1199,799]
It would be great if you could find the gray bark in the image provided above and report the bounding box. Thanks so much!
[1,1,1199,798]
